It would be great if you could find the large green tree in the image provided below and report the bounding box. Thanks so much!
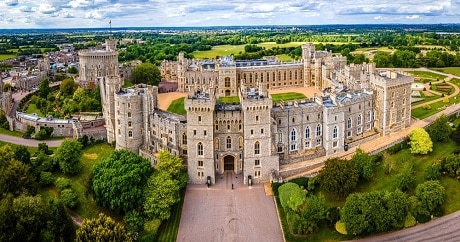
[76,213,133,242]
[415,180,446,217]
[132,62,161,86]
[59,78,77,96]
[351,148,374,181]
[0,159,37,198]
[143,171,181,220]
[426,115,451,142]
[13,145,30,165]
[92,149,153,213]
[38,78,51,99]
[318,158,359,197]
[54,139,83,174]
[278,182,306,211]
[409,128,433,155]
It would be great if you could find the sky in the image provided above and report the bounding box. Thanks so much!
[1,0,460,29]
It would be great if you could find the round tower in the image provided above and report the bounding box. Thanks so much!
[114,89,144,153]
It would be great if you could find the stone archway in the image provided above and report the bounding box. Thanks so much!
[225,89,231,96]
[223,155,235,171]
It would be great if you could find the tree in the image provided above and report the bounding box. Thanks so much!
[396,163,415,192]
[45,199,75,241]
[415,180,446,216]
[0,159,37,198]
[132,62,161,86]
[67,66,78,74]
[60,188,79,209]
[351,148,374,180]
[409,128,433,154]
[318,158,359,197]
[144,171,180,220]
[157,150,183,178]
[60,78,77,96]
[72,87,86,102]
[13,145,30,165]
[441,154,460,177]
[425,162,441,180]
[38,78,51,99]
[11,194,47,241]
[55,139,83,174]
[76,213,133,242]
[426,115,451,142]
[92,150,153,213]
[294,195,327,234]
[278,182,306,211]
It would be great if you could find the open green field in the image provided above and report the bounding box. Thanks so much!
[411,91,441,106]
[271,92,307,102]
[277,138,460,241]
[277,54,297,62]
[407,70,447,80]
[26,103,44,116]
[433,67,460,76]
[411,99,452,119]
[167,97,186,115]
[217,96,240,104]
[0,54,15,61]
[0,127,24,138]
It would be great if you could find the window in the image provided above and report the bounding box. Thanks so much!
[216,125,218,130]
[182,133,187,145]
[347,131,352,137]
[128,121,132,127]
[333,126,338,139]
[278,130,283,143]
[261,129,264,134]
[128,131,133,137]
[305,127,310,139]
[316,125,321,136]
[357,115,362,125]
[198,160,203,167]
[368,111,372,122]
[278,119,281,125]
[225,77,231,87]
[204,130,207,136]
[127,103,131,108]
[290,128,296,141]
[305,140,310,148]
[292,117,295,123]
[226,136,231,149]
[357,127,362,134]
[333,141,338,148]
[118,129,120,135]
[215,138,220,149]
[255,159,260,166]
[198,116,202,122]
[128,112,131,118]
[290,143,297,151]
[251,129,254,135]
[198,171,204,178]
[277,146,283,153]
[256,116,259,122]
[254,142,260,155]
[197,142,203,156]
[118,119,120,125]
[193,130,196,135]
[347,118,352,129]
[239,137,243,149]
[316,138,321,146]
[334,115,337,121]
[255,170,261,178]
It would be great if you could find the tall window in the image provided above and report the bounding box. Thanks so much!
[128,112,131,118]
[254,142,260,155]
[357,115,362,125]
[225,77,231,87]
[347,118,352,129]
[182,133,187,145]
[290,129,296,141]
[197,142,203,156]
[215,138,219,150]
[226,136,231,149]
[198,160,203,167]
[316,125,321,136]
[128,121,132,127]
[278,130,283,143]
[305,127,310,139]
[333,126,338,139]
[368,111,372,121]
[128,131,133,137]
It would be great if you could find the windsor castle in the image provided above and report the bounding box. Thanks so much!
[7,39,412,185]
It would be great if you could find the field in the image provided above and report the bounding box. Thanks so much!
[407,70,447,80]
[0,54,15,61]
[433,67,460,76]
[26,103,44,116]
[217,96,240,104]
[167,97,186,115]
[0,127,25,138]
[271,92,307,102]
[411,99,452,119]
[276,138,460,241]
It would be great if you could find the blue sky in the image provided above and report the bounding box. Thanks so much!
[1,0,459,28]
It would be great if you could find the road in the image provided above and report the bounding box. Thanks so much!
[0,134,63,147]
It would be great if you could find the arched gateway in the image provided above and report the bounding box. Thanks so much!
[223,155,235,171]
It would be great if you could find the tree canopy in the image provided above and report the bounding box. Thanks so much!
[318,158,359,197]
[132,62,161,86]
[415,180,446,217]
[426,115,452,142]
[59,78,77,96]
[409,128,433,155]
[76,213,133,242]
[54,139,83,174]
[278,182,306,211]
[92,149,153,213]
[143,171,181,220]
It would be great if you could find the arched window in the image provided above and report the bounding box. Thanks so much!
[128,121,132,127]
[215,138,219,150]
[290,129,296,141]
[128,112,131,118]
[316,125,321,136]
[305,127,310,139]
[333,126,338,139]
[197,142,203,156]
[357,115,362,125]
[254,142,260,155]
[182,133,187,145]
[239,137,243,149]
[226,136,232,149]
[368,111,372,121]
[278,130,283,143]
[128,131,133,137]
[347,118,352,129]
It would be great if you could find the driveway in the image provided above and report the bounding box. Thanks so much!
[0,134,63,147]
[177,172,284,242]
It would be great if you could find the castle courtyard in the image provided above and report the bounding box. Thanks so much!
[177,172,284,242]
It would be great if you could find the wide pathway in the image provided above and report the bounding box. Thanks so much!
[177,172,284,242]
[0,134,63,147]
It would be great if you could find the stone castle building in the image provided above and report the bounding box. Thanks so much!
[99,42,412,185]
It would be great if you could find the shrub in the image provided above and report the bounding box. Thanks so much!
[289,177,308,189]
[335,221,347,235]
[39,172,55,186]
[440,155,460,177]
[124,210,146,232]
[272,182,283,196]
[60,189,79,209]
[425,162,441,180]
[55,177,71,192]
[396,164,415,191]
[404,214,417,228]
[278,182,306,211]
[144,219,161,236]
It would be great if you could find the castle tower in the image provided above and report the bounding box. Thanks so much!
[241,86,279,184]
[302,43,315,88]
[105,39,117,52]
[185,87,216,184]
[100,75,122,144]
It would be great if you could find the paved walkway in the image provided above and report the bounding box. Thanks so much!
[0,134,63,147]
[177,172,284,242]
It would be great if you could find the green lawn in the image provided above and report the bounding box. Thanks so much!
[271,92,307,102]
[407,70,447,80]
[156,189,186,241]
[0,54,15,61]
[0,127,25,137]
[412,91,441,105]
[123,80,134,88]
[277,54,297,62]
[167,97,186,115]
[26,103,44,116]
[433,67,460,76]
[277,138,460,241]
[411,99,452,119]
[0,141,39,154]
[217,96,240,104]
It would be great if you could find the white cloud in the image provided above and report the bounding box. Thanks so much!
[85,10,104,19]
[37,4,58,14]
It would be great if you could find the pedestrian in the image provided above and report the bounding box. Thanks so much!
[232,183,234,189]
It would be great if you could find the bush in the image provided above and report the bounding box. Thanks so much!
[271,182,283,196]
[39,172,55,186]
[278,182,306,211]
[124,210,146,232]
[307,176,318,191]
[289,177,309,189]
[55,177,71,192]
[326,207,340,227]
[143,219,161,236]
[425,162,441,180]
[387,142,405,155]
[35,127,53,140]
[60,189,79,209]
[404,214,417,228]
[440,155,460,178]
[335,221,347,235]
[396,164,415,191]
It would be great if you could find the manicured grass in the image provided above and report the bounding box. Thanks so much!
[277,54,297,62]
[412,91,441,105]
[217,96,240,104]
[411,99,452,119]
[407,70,447,80]
[0,127,25,137]
[271,92,307,102]
[0,54,15,61]
[167,97,186,115]
[257,42,306,49]
[123,80,134,88]
[156,189,186,242]
[192,45,245,59]
[433,67,460,76]
[26,103,44,116]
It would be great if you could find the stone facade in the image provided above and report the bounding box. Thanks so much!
[103,42,413,185]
